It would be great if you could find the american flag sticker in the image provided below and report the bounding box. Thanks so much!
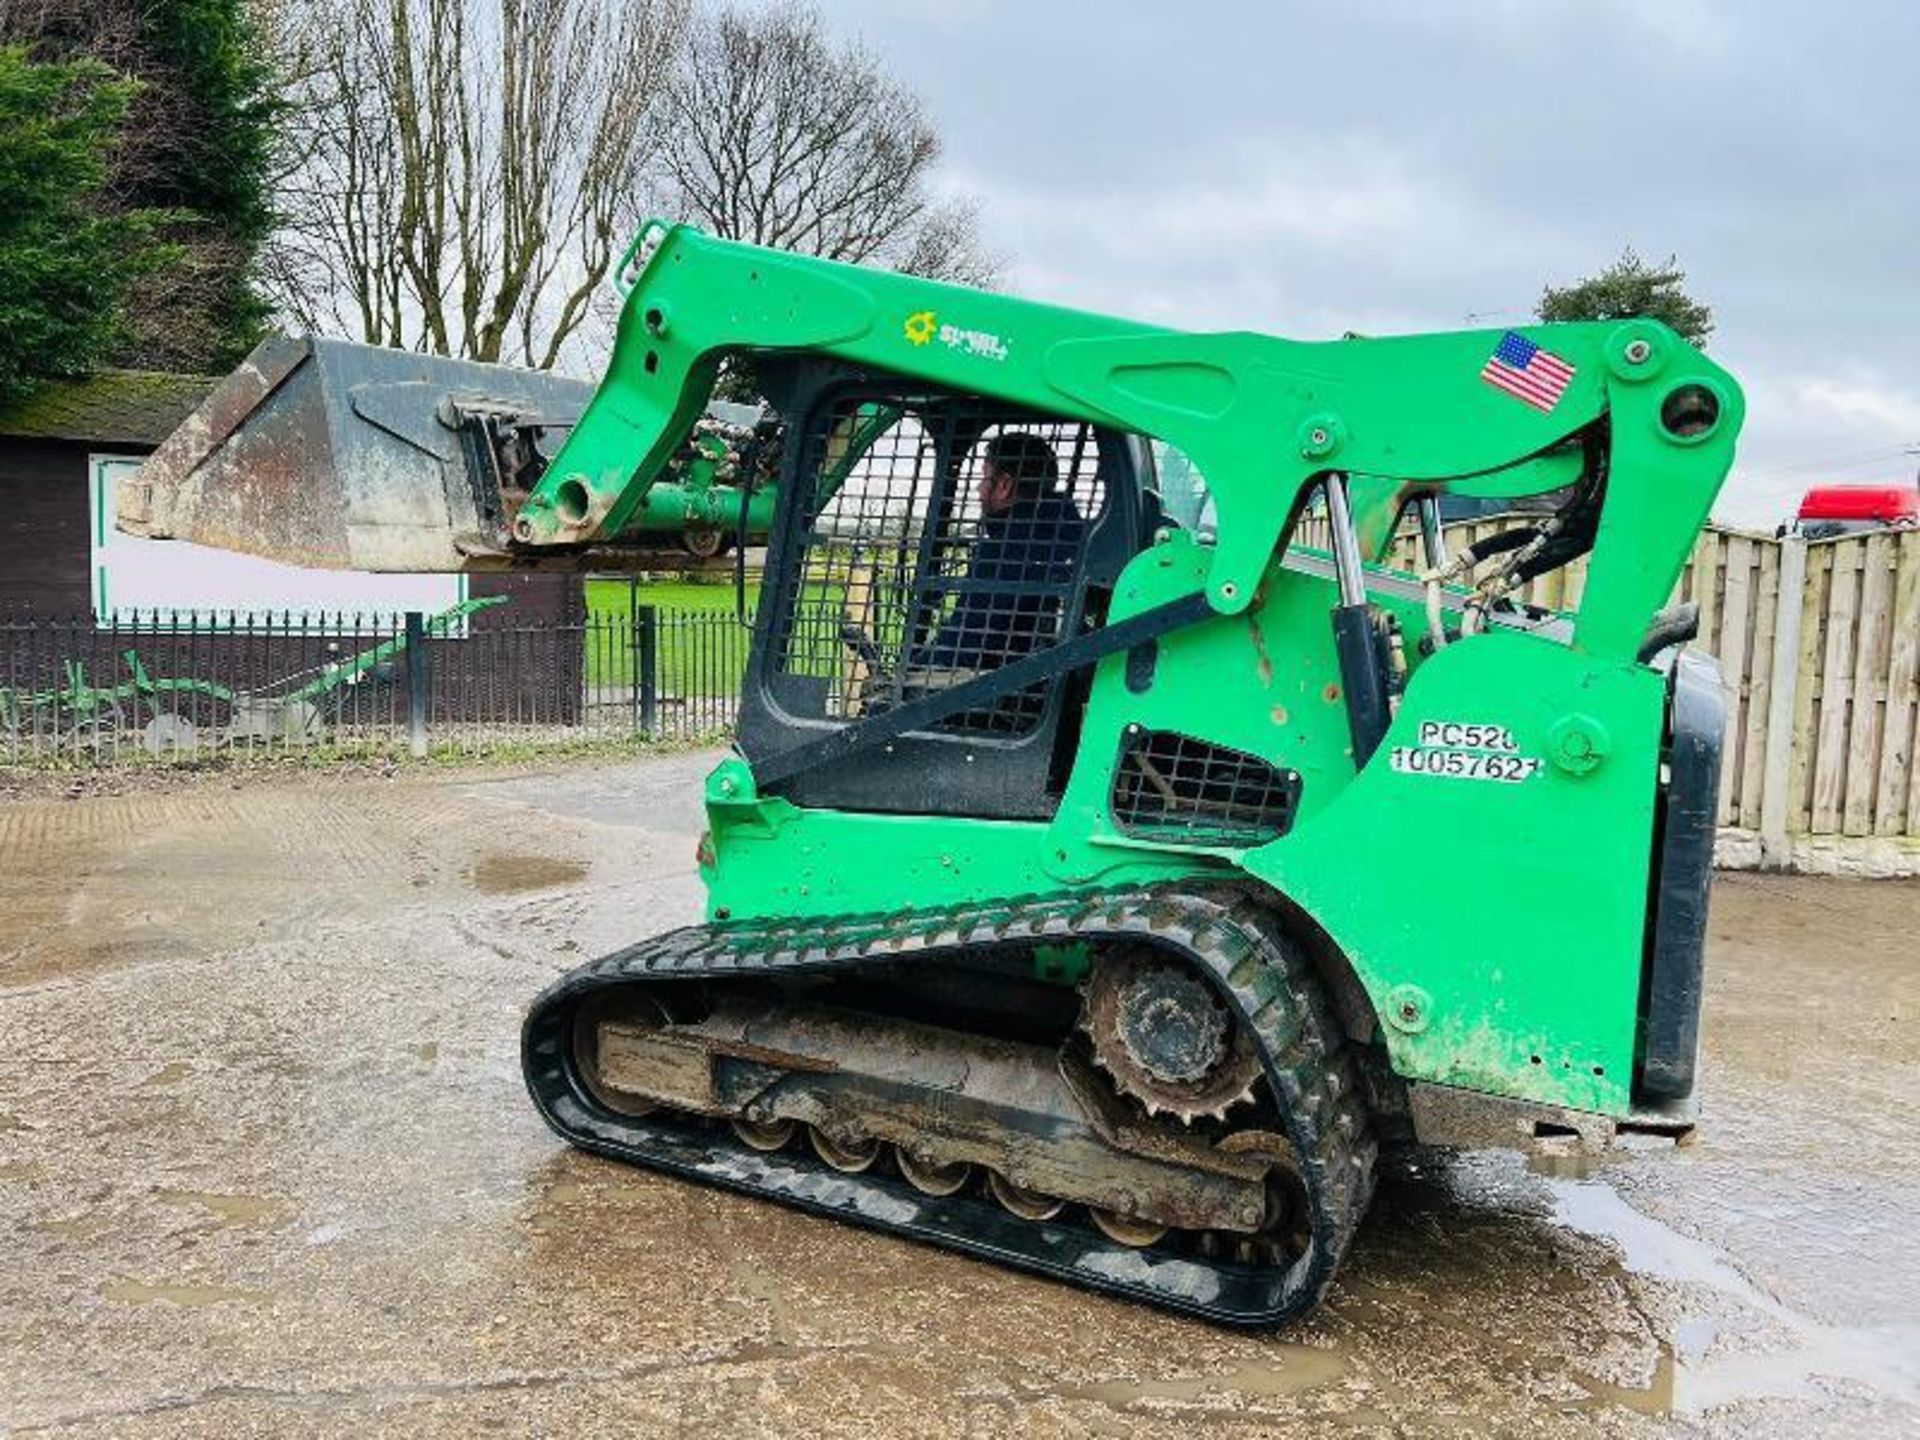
[1481,331,1575,413]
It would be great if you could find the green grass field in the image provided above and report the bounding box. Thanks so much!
[584,577,761,619]
[583,577,758,695]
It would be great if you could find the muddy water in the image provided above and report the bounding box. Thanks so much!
[101,1279,272,1308]
[1550,1177,1920,1413]
[0,757,1915,1435]
[469,853,589,895]
[154,1189,288,1226]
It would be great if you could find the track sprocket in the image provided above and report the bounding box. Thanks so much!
[1080,946,1262,1123]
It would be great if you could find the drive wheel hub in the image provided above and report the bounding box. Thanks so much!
[1081,948,1262,1123]
[1122,969,1227,1084]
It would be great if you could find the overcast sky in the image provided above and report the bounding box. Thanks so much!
[819,0,1918,526]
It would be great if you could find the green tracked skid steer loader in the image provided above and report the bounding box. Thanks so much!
[127,220,1743,1325]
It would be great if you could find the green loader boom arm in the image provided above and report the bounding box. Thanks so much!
[520,219,1741,663]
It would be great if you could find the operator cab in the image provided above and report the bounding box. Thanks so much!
[737,359,1155,820]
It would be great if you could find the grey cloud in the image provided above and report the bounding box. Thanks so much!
[812,0,1919,523]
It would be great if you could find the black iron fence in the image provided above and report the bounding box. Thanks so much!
[0,606,752,764]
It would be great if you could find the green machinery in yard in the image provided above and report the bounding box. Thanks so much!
[1,597,504,752]
[128,221,1743,1324]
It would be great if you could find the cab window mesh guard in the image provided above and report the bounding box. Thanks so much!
[773,391,1106,738]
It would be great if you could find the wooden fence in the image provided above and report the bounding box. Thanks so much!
[1680,527,1919,865]
[1312,514,1920,869]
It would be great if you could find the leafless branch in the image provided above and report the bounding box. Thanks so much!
[262,0,687,367]
[656,3,999,286]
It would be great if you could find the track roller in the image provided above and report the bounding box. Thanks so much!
[894,1147,972,1196]
[1089,1208,1168,1248]
[809,1127,882,1173]
[987,1171,1065,1221]
[732,1117,796,1152]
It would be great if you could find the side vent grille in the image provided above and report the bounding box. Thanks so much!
[1110,730,1301,846]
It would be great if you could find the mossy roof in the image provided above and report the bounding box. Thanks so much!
[0,370,216,447]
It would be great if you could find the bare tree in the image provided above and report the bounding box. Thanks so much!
[659,2,998,287]
[266,0,686,368]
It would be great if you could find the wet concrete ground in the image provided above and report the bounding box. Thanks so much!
[1,751,1916,1436]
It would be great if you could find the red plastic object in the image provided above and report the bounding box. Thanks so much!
[1796,483,1920,523]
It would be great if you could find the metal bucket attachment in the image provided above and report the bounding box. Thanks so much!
[118,335,595,572]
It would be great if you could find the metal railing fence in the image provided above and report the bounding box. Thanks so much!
[0,606,752,764]
[19,522,1916,859]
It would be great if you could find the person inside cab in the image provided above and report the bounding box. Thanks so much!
[917,431,1086,673]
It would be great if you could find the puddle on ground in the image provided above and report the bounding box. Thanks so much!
[469,854,588,895]
[28,1213,115,1241]
[155,1188,288,1227]
[1571,1345,1677,1417]
[1549,1180,1750,1291]
[1524,1148,1607,1182]
[3,936,197,988]
[103,1278,269,1307]
[1059,1351,1349,1410]
[1673,1317,1720,1363]
[1549,1178,1920,1413]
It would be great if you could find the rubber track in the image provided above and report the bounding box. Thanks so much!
[521,886,1377,1327]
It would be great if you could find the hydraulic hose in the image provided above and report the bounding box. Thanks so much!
[1636,602,1701,665]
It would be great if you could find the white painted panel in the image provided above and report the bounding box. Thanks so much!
[89,456,461,624]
